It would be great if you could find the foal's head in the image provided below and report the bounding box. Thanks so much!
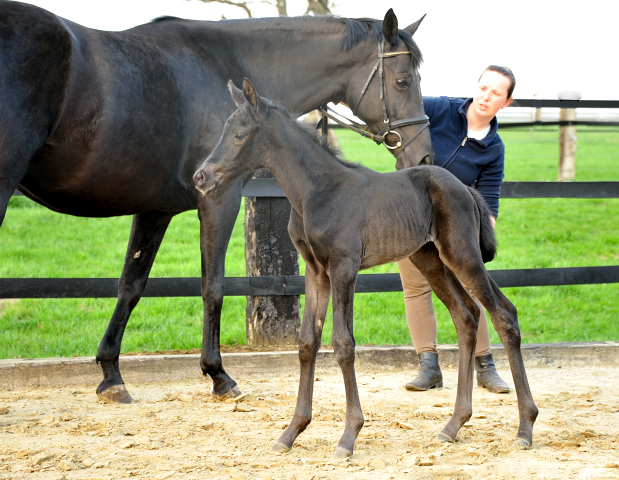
[193,79,281,197]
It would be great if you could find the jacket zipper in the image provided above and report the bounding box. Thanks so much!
[442,136,468,170]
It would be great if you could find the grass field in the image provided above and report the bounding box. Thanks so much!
[1,126,618,358]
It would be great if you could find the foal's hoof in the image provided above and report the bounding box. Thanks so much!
[270,442,291,455]
[97,384,133,404]
[213,384,242,400]
[513,438,532,450]
[436,432,455,444]
[333,446,353,459]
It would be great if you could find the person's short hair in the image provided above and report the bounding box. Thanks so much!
[481,65,516,99]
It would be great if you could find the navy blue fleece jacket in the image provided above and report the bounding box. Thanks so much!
[423,96,505,217]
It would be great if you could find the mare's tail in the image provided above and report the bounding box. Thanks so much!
[466,187,497,263]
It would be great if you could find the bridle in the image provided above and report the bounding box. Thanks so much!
[318,38,430,157]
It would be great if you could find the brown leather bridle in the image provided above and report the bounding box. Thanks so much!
[318,38,430,157]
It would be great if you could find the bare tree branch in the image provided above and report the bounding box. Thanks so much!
[305,0,330,15]
[196,0,253,18]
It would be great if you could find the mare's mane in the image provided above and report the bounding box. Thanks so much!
[149,14,422,69]
[263,98,362,170]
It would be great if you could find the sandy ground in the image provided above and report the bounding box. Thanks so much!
[1,364,618,480]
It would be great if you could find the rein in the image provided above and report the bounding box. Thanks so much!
[318,39,429,157]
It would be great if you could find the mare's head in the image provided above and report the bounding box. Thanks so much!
[193,79,276,197]
[338,9,433,170]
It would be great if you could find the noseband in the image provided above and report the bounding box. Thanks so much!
[318,39,429,157]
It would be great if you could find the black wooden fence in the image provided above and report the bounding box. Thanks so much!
[2,99,619,299]
[2,179,618,299]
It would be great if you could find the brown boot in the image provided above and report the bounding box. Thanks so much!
[405,352,443,391]
[475,353,509,393]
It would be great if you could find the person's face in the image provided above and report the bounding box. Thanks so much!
[471,70,513,120]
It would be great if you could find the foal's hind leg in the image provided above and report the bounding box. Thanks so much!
[410,244,481,443]
[458,271,538,448]
[96,211,175,403]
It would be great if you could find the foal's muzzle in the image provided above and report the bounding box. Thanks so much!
[193,169,219,196]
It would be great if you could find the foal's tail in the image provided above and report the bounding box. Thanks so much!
[467,187,497,263]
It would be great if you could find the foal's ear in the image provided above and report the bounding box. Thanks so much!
[242,78,267,116]
[382,8,398,45]
[227,80,245,107]
[404,14,426,37]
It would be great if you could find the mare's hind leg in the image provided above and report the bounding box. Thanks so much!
[410,244,481,443]
[96,211,175,403]
[454,268,538,448]
[197,184,243,398]
[273,212,331,453]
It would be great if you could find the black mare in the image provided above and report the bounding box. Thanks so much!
[194,79,538,458]
[0,2,432,402]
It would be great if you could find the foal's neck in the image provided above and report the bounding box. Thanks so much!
[264,119,351,213]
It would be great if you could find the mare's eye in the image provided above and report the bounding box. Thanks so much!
[396,79,408,89]
[234,132,246,141]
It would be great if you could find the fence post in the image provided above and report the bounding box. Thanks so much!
[244,169,300,346]
[557,91,579,180]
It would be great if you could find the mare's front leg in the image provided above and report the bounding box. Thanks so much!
[197,183,243,398]
[330,259,364,458]
[97,211,175,403]
[273,214,331,453]
[411,244,480,443]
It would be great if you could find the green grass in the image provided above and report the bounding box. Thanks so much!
[1,126,618,358]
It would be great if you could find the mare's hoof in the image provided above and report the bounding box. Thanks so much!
[213,384,242,400]
[436,432,454,443]
[97,384,133,404]
[333,446,353,459]
[513,438,532,450]
[270,442,291,455]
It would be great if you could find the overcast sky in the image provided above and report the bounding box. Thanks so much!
[18,0,616,100]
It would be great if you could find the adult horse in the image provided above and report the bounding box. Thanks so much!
[193,79,538,457]
[0,2,432,403]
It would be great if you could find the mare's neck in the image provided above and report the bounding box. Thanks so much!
[190,17,366,113]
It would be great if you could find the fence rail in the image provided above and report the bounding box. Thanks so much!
[3,179,619,299]
[2,266,618,299]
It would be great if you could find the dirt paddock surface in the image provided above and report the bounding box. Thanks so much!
[1,345,619,479]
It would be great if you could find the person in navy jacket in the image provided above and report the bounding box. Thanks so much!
[399,65,515,393]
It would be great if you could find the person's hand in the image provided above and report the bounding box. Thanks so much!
[490,216,496,229]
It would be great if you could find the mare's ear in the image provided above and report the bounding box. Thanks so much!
[382,8,398,45]
[242,78,266,116]
[228,80,245,107]
[404,14,426,37]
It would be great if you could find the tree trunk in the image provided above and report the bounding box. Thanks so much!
[245,169,300,346]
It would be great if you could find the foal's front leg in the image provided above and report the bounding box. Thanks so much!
[272,262,331,453]
[329,260,364,458]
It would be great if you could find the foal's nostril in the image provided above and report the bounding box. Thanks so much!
[194,171,205,187]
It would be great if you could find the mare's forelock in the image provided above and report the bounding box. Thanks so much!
[337,17,423,68]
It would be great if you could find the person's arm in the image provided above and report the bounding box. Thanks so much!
[475,144,505,220]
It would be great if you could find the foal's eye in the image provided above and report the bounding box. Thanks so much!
[234,132,246,141]
[396,79,408,89]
